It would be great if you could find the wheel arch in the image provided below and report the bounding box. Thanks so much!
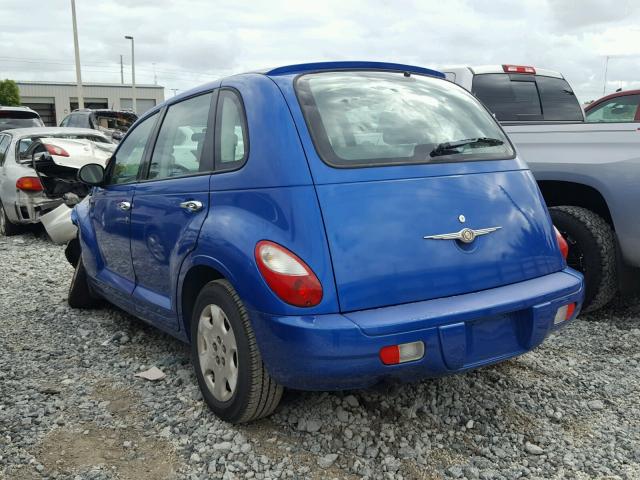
[537,180,614,230]
[178,256,238,342]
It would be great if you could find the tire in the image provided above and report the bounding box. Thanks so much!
[0,202,22,237]
[550,206,617,312]
[191,279,283,423]
[68,256,101,309]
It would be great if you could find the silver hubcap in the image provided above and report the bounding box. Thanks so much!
[197,304,238,402]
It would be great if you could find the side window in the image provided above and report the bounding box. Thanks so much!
[215,90,248,170]
[0,135,11,166]
[60,116,70,127]
[108,114,157,185]
[148,92,212,180]
[586,95,640,123]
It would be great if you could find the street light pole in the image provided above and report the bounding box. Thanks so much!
[602,55,610,96]
[125,35,136,113]
[70,0,84,109]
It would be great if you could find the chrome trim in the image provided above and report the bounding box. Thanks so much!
[423,226,501,244]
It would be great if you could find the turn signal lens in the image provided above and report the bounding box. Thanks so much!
[44,144,70,157]
[16,176,43,192]
[255,240,322,307]
[380,341,425,365]
[554,226,569,261]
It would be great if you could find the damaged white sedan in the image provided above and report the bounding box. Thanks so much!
[0,127,114,241]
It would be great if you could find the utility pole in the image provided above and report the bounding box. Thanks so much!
[120,55,124,84]
[153,62,157,85]
[70,0,84,109]
[125,35,136,113]
[602,55,610,96]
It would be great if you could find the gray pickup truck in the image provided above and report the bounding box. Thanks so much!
[445,65,640,311]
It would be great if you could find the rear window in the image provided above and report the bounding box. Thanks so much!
[0,110,43,131]
[296,71,514,167]
[472,73,583,122]
[95,113,137,132]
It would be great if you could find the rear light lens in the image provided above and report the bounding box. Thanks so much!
[554,226,569,261]
[255,240,322,307]
[44,144,70,157]
[554,302,577,325]
[502,64,536,74]
[16,176,43,192]
[380,341,425,365]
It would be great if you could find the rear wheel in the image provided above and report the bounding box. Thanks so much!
[191,279,283,423]
[550,206,617,312]
[68,256,101,309]
[0,202,22,236]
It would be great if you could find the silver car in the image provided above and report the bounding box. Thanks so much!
[0,127,114,236]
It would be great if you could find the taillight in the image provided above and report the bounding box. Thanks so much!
[44,144,70,157]
[255,240,323,307]
[16,176,43,192]
[554,226,569,261]
[380,341,425,365]
[502,64,536,74]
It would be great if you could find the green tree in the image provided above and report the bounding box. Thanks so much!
[0,79,21,106]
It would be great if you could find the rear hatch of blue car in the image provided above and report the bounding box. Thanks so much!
[287,69,564,313]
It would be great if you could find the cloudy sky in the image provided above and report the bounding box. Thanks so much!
[1,0,639,102]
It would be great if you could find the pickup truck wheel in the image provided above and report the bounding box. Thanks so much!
[191,279,283,423]
[68,257,101,309]
[0,202,22,237]
[550,206,617,312]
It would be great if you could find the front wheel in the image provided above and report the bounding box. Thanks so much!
[68,256,101,309]
[191,279,283,423]
[550,206,617,312]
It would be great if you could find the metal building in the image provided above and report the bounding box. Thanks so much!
[16,81,165,126]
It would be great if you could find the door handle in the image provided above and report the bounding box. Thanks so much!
[117,201,131,211]
[180,200,204,212]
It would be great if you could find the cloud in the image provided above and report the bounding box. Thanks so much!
[1,0,640,102]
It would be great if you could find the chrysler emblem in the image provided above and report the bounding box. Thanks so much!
[424,226,501,243]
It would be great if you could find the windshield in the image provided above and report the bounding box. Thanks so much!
[17,133,111,160]
[0,111,43,131]
[296,71,514,167]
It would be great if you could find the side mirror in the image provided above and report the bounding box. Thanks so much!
[78,163,105,186]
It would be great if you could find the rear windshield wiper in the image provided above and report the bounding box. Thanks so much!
[429,137,504,157]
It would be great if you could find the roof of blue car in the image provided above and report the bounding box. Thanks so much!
[141,61,445,121]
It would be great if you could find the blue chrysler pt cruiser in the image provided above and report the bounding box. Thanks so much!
[68,62,584,423]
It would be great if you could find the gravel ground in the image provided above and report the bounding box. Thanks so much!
[1,231,639,480]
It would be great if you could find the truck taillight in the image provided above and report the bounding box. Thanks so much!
[44,144,70,157]
[502,64,536,74]
[554,226,569,261]
[255,241,323,307]
[16,176,43,192]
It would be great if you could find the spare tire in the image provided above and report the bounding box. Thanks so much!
[550,206,617,312]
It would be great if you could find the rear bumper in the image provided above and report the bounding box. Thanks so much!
[10,193,62,224]
[250,268,584,390]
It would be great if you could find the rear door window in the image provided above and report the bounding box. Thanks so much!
[296,71,514,167]
[0,134,11,165]
[586,95,640,123]
[472,73,583,122]
[147,92,212,180]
